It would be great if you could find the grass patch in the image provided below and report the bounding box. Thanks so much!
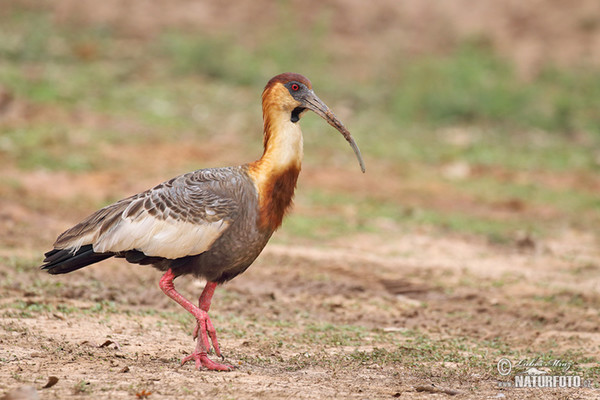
[0,7,598,247]
[0,125,97,171]
[300,323,368,347]
[282,189,544,242]
[378,40,600,137]
[0,255,41,273]
[159,4,333,87]
[3,9,600,143]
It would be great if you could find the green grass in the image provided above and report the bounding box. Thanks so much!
[159,3,333,87]
[235,320,599,383]
[356,125,600,172]
[457,176,600,223]
[300,323,369,347]
[4,9,600,140]
[281,184,594,242]
[378,40,600,136]
[0,125,98,171]
[1,8,599,240]
[0,255,41,273]
[74,380,92,394]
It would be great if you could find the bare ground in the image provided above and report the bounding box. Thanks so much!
[1,166,599,399]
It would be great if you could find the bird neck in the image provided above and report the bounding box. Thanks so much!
[248,107,303,231]
[260,108,304,172]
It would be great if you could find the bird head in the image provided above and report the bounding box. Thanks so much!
[263,73,366,173]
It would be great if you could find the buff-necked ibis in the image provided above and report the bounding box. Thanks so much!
[41,73,365,371]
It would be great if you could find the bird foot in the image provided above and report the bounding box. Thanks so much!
[158,273,231,371]
[181,352,234,371]
[192,313,222,357]
[186,311,232,370]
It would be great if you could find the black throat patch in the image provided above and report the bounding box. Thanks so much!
[291,107,305,123]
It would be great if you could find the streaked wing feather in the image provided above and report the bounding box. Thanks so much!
[54,170,239,259]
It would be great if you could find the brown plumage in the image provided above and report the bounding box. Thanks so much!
[250,164,300,231]
[41,72,365,371]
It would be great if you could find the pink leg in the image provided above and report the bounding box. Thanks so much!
[192,281,222,358]
[158,269,232,371]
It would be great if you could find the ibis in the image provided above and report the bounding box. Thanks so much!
[41,73,365,371]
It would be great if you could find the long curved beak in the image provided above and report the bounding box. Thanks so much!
[301,90,366,173]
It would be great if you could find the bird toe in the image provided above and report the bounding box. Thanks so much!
[181,352,233,371]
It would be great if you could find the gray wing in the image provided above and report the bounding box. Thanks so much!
[53,168,241,259]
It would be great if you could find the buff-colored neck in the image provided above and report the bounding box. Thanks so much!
[258,110,303,171]
[249,87,304,185]
[247,89,303,231]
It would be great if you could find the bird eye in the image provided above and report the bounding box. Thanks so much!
[291,83,299,91]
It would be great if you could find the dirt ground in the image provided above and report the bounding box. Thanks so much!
[1,166,599,399]
[2,1,600,399]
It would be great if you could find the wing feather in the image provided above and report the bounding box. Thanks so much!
[54,170,239,259]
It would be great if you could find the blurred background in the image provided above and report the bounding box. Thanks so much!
[1,1,600,397]
[1,0,599,248]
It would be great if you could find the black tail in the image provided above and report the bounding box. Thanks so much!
[41,244,113,274]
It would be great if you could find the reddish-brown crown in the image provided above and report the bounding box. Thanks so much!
[264,73,312,91]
